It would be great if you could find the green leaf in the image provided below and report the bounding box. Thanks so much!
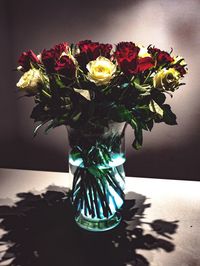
[109,105,132,122]
[140,122,149,131]
[133,78,151,93]
[139,91,151,97]
[130,117,138,131]
[41,89,51,98]
[30,103,49,122]
[162,104,177,125]
[74,88,91,101]
[132,127,143,150]
[149,100,164,118]
[72,112,82,122]
[146,119,154,131]
[152,90,166,105]
[130,117,143,150]
[44,120,55,134]
[33,121,48,137]
[54,75,67,89]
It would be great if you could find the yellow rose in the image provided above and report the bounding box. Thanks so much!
[153,68,180,91]
[138,45,151,58]
[16,68,43,94]
[86,56,116,86]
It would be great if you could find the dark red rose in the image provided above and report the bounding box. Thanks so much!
[136,57,154,73]
[148,47,160,54]
[18,50,40,71]
[148,47,174,65]
[78,40,99,54]
[119,59,138,75]
[115,42,140,74]
[116,42,137,51]
[41,43,69,73]
[157,51,174,63]
[75,40,112,71]
[115,42,154,75]
[174,64,187,76]
[53,42,69,58]
[41,49,56,73]
[115,42,139,62]
[76,40,99,71]
[119,57,154,75]
[55,55,76,81]
[99,43,112,58]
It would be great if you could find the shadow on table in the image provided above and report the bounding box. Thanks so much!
[0,186,178,266]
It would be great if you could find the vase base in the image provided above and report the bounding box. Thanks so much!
[75,212,122,232]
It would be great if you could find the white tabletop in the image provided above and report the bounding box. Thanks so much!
[0,168,200,266]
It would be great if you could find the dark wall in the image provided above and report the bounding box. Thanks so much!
[1,0,200,180]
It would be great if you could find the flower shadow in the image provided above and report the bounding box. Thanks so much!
[0,186,178,266]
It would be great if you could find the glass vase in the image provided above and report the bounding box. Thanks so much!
[67,122,126,232]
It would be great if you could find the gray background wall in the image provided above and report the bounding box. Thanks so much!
[0,0,199,180]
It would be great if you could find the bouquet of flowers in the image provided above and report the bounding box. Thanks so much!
[16,40,187,231]
[16,40,187,149]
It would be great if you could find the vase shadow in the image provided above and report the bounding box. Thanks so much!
[0,185,178,266]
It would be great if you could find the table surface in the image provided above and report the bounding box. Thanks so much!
[0,168,200,266]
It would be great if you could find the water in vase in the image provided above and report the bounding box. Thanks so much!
[69,152,126,231]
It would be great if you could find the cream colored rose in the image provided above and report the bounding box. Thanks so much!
[138,45,151,58]
[86,56,116,86]
[153,68,180,91]
[16,68,43,94]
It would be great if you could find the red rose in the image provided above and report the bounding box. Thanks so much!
[115,42,153,75]
[116,42,137,51]
[174,64,187,76]
[136,57,154,73]
[115,42,139,63]
[157,52,174,63]
[53,42,69,58]
[41,49,56,73]
[119,57,154,75]
[99,43,112,58]
[78,40,99,54]
[75,40,112,71]
[18,50,40,71]
[148,47,174,65]
[148,47,160,54]
[41,43,69,73]
[119,59,138,75]
[55,55,76,81]
[115,42,139,74]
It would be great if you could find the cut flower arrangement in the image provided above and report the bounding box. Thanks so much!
[17,40,187,147]
[16,40,187,231]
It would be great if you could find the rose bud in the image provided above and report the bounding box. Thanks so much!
[172,56,187,76]
[18,50,40,71]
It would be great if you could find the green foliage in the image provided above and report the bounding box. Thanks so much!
[109,104,132,122]
[162,104,177,125]
[130,117,143,150]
